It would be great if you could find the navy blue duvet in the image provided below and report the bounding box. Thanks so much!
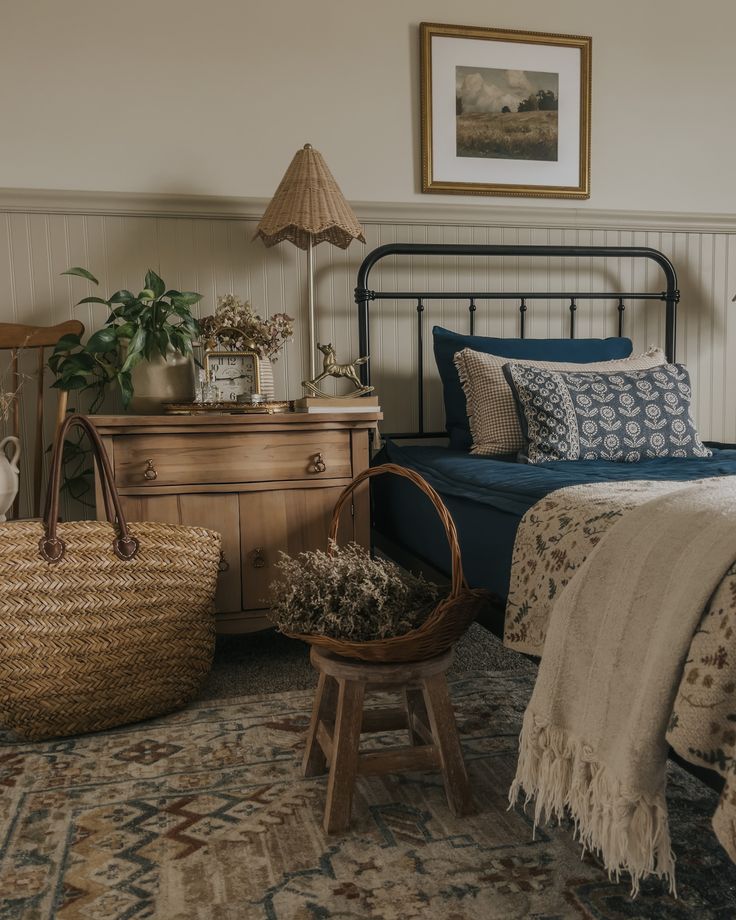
[372,439,736,602]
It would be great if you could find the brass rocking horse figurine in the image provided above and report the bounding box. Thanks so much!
[302,343,374,397]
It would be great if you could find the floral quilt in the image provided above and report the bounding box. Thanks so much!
[504,478,736,864]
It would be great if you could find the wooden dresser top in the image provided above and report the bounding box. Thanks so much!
[91,411,382,435]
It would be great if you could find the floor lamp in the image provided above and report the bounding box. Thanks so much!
[254,144,365,381]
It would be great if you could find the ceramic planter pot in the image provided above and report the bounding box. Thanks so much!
[128,347,197,414]
[0,436,20,523]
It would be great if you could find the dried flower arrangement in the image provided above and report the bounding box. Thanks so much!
[199,294,294,360]
[0,384,14,424]
[0,344,28,423]
[268,542,439,641]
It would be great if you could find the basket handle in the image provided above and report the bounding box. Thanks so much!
[328,462,467,599]
[41,414,139,564]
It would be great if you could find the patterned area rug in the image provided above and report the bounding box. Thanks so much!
[1,671,735,919]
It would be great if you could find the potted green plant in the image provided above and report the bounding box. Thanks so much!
[50,268,202,413]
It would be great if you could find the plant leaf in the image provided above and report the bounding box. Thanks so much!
[62,267,99,284]
[155,329,170,358]
[138,289,156,302]
[61,440,87,460]
[67,352,95,371]
[171,329,194,356]
[63,474,93,500]
[54,374,88,390]
[76,296,110,306]
[120,326,146,372]
[173,291,203,306]
[115,322,136,340]
[120,349,144,374]
[118,370,134,408]
[108,289,136,305]
[86,326,118,353]
[145,269,166,299]
[52,333,82,353]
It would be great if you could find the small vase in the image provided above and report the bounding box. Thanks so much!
[0,436,20,523]
[128,348,197,414]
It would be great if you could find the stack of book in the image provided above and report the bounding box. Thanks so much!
[294,395,380,414]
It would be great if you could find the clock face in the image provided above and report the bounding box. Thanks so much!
[205,351,259,401]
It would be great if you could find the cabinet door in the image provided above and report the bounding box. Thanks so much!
[118,493,241,613]
[239,486,352,611]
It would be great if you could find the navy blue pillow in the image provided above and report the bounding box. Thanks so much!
[432,326,634,450]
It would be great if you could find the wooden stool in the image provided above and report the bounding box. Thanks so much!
[303,645,475,833]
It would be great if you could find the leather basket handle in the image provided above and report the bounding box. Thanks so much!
[328,462,466,599]
[41,414,139,564]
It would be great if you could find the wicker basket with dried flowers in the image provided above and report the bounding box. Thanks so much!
[269,464,491,662]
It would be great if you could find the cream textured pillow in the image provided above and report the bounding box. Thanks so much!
[454,345,667,456]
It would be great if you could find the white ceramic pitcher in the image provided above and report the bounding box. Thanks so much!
[0,436,21,523]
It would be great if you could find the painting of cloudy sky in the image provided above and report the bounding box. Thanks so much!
[456,66,559,161]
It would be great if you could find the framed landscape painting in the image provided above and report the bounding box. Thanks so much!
[420,23,591,199]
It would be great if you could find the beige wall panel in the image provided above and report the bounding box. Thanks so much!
[1,195,735,520]
[2,1,736,214]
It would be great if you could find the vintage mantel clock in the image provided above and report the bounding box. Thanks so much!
[203,349,261,402]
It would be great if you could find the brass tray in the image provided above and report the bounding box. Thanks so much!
[163,400,293,415]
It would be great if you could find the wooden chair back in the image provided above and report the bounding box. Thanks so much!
[0,321,85,518]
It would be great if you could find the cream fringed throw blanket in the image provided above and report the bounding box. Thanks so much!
[507,477,736,895]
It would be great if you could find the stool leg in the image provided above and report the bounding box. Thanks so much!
[421,673,475,817]
[303,672,338,777]
[403,687,430,746]
[323,678,364,834]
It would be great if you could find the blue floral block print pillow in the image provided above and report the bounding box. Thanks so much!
[502,362,712,463]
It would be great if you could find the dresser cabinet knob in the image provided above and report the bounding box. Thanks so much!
[218,551,230,573]
[250,548,266,568]
[143,459,158,481]
[309,452,327,474]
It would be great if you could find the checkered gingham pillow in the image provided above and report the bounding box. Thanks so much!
[453,346,666,456]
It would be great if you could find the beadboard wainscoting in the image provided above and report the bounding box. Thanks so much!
[2,189,736,519]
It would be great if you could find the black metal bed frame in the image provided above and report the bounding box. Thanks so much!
[354,242,724,793]
[355,243,679,439]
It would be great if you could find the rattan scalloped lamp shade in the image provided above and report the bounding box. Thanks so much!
[254,144,365,250]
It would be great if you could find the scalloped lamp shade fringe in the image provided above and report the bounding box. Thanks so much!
[254,144,365,250]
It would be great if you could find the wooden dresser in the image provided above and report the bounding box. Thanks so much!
[91,412,381,633]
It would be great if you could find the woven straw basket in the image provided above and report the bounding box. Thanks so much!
[0,415,222,741]
[284,463,490,662]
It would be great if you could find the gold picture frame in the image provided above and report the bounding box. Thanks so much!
[420,22,591,199]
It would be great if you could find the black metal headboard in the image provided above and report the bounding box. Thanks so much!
[354,243,679,439]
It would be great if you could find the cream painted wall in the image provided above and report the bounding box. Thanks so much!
[2,0,735,213]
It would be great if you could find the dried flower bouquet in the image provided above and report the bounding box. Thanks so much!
[268,542,439,641]
[199,294,293,360]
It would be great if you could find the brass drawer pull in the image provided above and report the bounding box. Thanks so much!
[144,459,158,481]
[309,452,327,474]
[218,551,229,573]
[250,548,266,568]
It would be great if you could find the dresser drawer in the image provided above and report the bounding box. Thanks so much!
[113,430,352,488]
